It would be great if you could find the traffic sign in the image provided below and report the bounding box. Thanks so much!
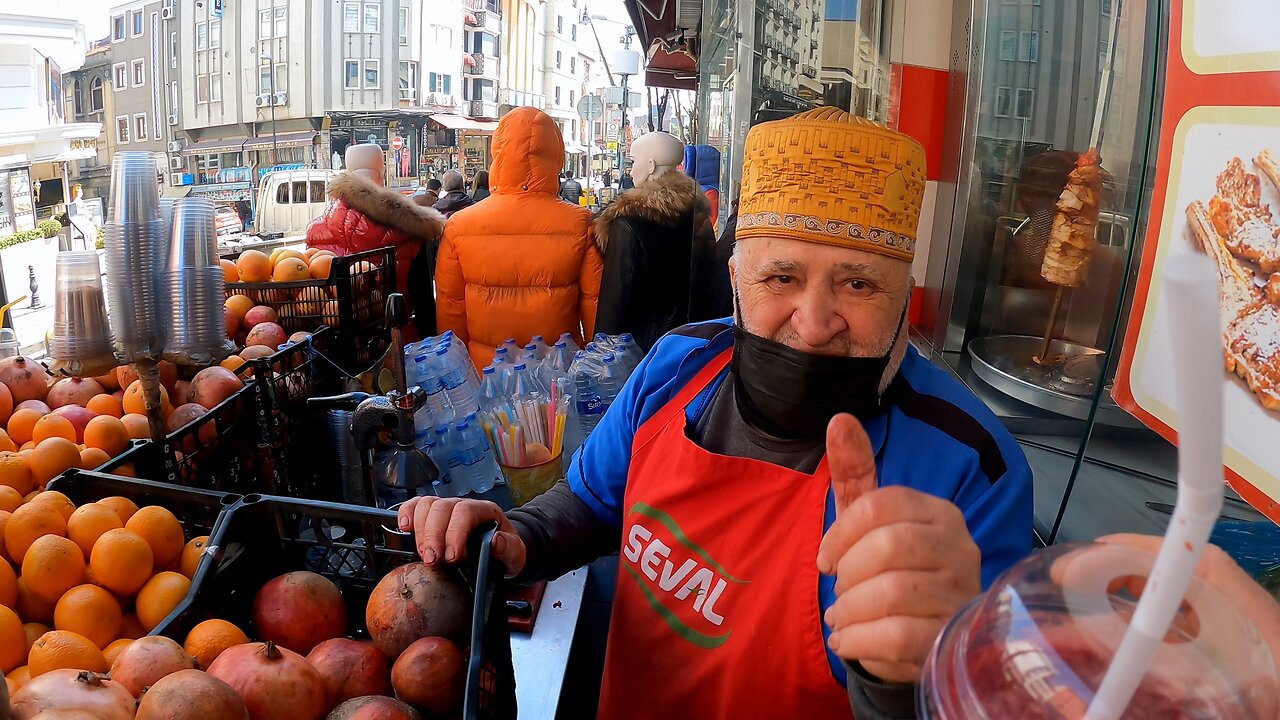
[576,95,604,121]
[391,136,404,151]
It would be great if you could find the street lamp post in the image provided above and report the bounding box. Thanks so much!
[583,13,638,187]
[261,52,279,167]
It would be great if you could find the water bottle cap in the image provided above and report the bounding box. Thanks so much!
[586,343,599,352]
[513,363,527,371]
[504,337,515,344]
[495,347,507,356]
[414,353,427,362]
[595,333,608,342]
[574,350,587,360]
[603,353,616,363]
[560,332,573,340]
[532,334,543,342]
[435,346,448,356]
[524,343,537,352]
[482,365,495,375]
[554,340,567,349]
[620,333,633,342]
[455,418,470,430]
[442,330,455,339]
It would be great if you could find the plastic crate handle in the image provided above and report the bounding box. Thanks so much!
[464,521,501,720]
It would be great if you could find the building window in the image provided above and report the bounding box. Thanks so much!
[994,86,1011,117]
[1015,88,1034,118]
[569,89,574,104]
[556,50,561,69]
[570,56,575,74]
[113,63,127,89]
[274,8,287,37]
[274,63,287,92]
[131,59,145,87]
[196,22,208,50]
[398,7,409,45]
[472,32,497,57]
[571,24,576,41]
[170,81,179,114]
[554,86,561,104]
[131,9,144,36]
[1019,31,1039,62]
[343,2,359,32]
[170,32,178,68]
[89,77,104,111]
[344,60,359,89]
[259,65,272,94]
[211,75,222,101]
[557,15,563,34]
[399,61,417,98]
[197,75,209,102]
[116,115,130,144]
[112,15,125,41]
[210,19,221,49]
[1102,0,1113,14]
[134,113,147,140]
[72,80,83,115]
[363,3,379,33]
[999,31,1016,61]
[428,72,451,93]
[259,10,271,38]
[364,59,380,88]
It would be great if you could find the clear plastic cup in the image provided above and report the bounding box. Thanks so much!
[167,197,217,270]
[920,542,1279,719]
[49,251,114,361]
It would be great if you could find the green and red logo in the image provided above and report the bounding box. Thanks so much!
[621,502,750,649]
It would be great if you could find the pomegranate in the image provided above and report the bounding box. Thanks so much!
[135,668,249,720]
[15,399,51,415]
[46,377,104,409]
[10,669,136,720]
[0,381,12,427]
[306,638,392,707]
[52,405,97,443]
[288,331,313,344]
[157,361,179,394]
[390,636,464,715]
[245,322,287,349]
[224,308,242,340]
[116,365,138,390]
[109,635,198,698]
[243,306,279,327]
[0,357,49,403]
[366,563,470,658]
[165,403,214,448]
[172,380,193,406]
[252,571,347,654]
[189,366,243,410]
[206,641,329,720]
[326,696,422,720]
[238,346,275,361]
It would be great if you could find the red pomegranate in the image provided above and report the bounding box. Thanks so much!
[252,571,347,654]
[0,356,49,403]
[245,322,287,349]
[206,641,328,720]
[243,306,279,327]
[53,405,98,443]
[306,638,391,707]
[134,668,249,720]
[165,403,215,452]
[390,636,464,715]
[224,308,242,340]
[365,563,470,658]
[109,635,198,698]
[46,377,105,408]
[189,366,243,410]
[10,670,136,720]
[15,399,51,415]
[325,695,422,720]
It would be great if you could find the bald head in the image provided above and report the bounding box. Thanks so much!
[345,144,384,185]
[442,170,465,192]
[629,132,684,186]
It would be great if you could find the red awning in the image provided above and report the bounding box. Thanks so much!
[644,44,698,91]
[463,12,478,26]
[624,0,677,51]
[463,54,476,67]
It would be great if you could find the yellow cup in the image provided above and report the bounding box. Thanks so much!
[501,454,563,506]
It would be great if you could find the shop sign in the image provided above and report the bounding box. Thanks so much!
[1116,0,1280,522]
[7,170,35,233]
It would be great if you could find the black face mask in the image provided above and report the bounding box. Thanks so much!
[730,297,907,440]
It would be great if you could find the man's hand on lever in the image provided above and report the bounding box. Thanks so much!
[396,497,527,576]
[817,414,982,684]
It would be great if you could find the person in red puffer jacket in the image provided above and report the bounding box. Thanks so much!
[306,144,444,337]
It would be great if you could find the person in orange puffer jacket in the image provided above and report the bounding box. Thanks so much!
[306,143,444,337]
[435,108,603,368]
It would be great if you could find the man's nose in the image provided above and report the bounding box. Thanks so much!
[790,287,846,349]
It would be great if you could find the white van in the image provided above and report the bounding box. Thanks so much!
[253,169,337,238]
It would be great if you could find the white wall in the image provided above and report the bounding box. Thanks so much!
[0,14,86,130]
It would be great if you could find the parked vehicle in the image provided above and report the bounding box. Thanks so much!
[252,169,337,238]
[214,205,244,236]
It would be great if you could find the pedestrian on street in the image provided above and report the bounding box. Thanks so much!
[433,169,475,218]
[434,107,603,368]
[399,108,1033,719]
[559,171,584,205]
[471,170,491,202]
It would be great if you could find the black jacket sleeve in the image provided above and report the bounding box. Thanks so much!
[594,218,641,339]
[507,480,620,583]
[845,661,919,719]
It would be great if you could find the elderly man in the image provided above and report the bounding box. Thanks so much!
[399,108,1032,718]
[433,169,475,218]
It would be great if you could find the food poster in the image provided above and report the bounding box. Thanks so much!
[1115,0,1280,523]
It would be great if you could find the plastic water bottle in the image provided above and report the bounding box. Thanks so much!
[599,353,623,409]
[422,434,459,497]
[547,341,575,374]
[478,365,505,415]
[558,332,581,354]
[452,416,502,494]
[571,351,607,434]
[616,333,644,375]
[528,335,551,361]
[501,338,521,358]
[435,346,478,417]
[416,354,455,430]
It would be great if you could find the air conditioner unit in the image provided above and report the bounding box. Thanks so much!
[170,172,184,186]
[255,94,270,107]
[168,113,178,125]
[166,140,183,152]
[273,91,288,105]
[160,6,173,19]
[168,156,184,170]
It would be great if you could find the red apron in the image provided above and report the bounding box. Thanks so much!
[598,349,853,720]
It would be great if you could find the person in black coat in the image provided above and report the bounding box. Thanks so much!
[433,169,475,218]
[558,172,583,205]
[471,170,491,202]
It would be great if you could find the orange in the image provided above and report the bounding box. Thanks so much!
[7,409,42,446]
[295,286,328,314]
[125,506,184,568]
[53,584,122,649]
[0,484,21,513]
[236,250,273,282]
[27,629,108,676]
[112,463,136,478]
[78,447,111,470]
[220,258,239,283]
[0,605,22,673]
[103,638,132,665]
[220,355,246,373]
[30,438,81,486]
[122,381,170,417]
[308,253,334,280]
[23,622,50,650]
[18,441,32,452]
[21,534,85,603]
[178,535,208,579]
[183,618,248,669]
[135,571,190,631]
[119,613,145,640]
[83,416,129,457]
[0,509,10,563]
[225,294,255,319]
[85,394,123,418]
[272,257,310,282]
[268,248,283,264]
[5,501,66,562]
[0,555,15,608]
[66,503,123,559]
[29,491,75,522]
[96,496,139,524]
[0,429,16,453]
[0,453,35,496]
[89,528,153,597]
[120,414,150,440]
[6,666,28,693]
[16,578,54,624]
[31,415,76,445]
[274,248,306,265]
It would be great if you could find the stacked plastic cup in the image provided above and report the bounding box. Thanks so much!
[163,197,231,365]
[48,250,116,376]
[102,151,166,361]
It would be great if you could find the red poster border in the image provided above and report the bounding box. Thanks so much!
[1114,0,1280,522]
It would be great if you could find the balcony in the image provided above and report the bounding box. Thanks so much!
[464,52,498,78]
[474,9,501,32]
[468,100,498,119]
[462,0,500,12]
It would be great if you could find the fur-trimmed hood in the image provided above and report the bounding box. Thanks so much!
[327,172,445,240]
[593,170,710,252]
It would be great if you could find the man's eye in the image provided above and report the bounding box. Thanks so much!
[847,280,867,291]
[771,275,794,284]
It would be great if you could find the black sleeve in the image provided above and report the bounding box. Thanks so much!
[845,661,919,719]
[507,480,620,582]
[594,219,640,338]
[406,236,437,338]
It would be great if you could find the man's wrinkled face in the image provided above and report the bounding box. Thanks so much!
[730,235,912,372]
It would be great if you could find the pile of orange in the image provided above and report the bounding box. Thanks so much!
[0,489,219,692]
[221,247,336,285]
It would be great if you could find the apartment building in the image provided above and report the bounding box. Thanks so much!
[543,0,588,165]
[106,0,178,186]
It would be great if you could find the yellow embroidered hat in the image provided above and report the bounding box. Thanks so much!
[736,107,927,262]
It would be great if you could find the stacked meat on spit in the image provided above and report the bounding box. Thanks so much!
[1041,149,1105,287]
[1186,152,1280,411]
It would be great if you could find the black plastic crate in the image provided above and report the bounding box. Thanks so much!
[159,379,277,496]
[46,468,242,544]
[97,439,169,479]
[151,494,516,720]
